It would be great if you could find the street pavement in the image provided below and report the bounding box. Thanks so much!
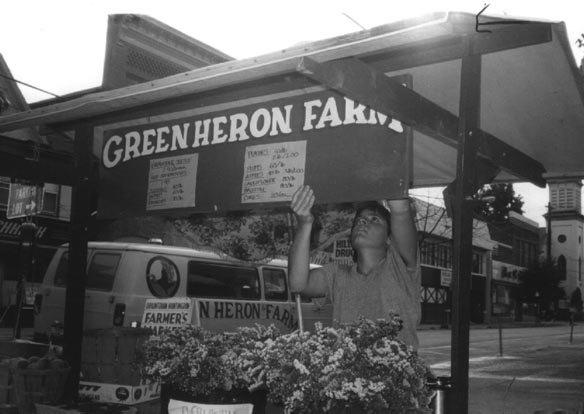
[2,323,584,413]
[418,323,584,414]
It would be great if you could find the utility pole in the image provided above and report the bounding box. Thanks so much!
[546,203,552,263]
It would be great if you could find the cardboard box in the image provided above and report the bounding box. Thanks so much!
[78,380,161,405]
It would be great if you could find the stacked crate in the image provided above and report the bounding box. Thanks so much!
[0,357,17,414]
[80,328,160,413]
[81,327,149,384]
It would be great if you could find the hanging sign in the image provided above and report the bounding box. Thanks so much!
[441,270,452,287]
[333,238,354,265]
[96,86,411,219]
[7,183,44,219]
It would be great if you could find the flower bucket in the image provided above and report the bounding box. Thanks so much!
[168,399,253,414]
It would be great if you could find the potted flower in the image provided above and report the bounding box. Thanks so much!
[240,313,434,413]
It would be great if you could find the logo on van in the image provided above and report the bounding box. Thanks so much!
[115,387,130,401]
[146,256,180,298]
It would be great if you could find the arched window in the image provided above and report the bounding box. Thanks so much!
[558,255,567,280]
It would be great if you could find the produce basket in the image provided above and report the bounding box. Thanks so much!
[12,367,70,414]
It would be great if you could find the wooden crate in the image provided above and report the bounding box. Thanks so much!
[0,364,13,406]
[81,328,151,384]
[0,405,18,414]
[12,368,70,414]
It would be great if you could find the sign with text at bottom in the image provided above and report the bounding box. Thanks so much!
[141,297,300,333]
[7,183,44,219]
[142,297,193,333]
[96,85,411,219]
[168,399,253,414]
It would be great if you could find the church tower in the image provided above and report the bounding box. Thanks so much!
[546,179,584,303]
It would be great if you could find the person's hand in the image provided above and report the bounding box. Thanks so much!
[291,185,315,224]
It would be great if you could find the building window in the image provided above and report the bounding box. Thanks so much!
[472,252,484,275]
[558,234,567,243]
[420,241,452,269]
[558,255,567,281]
[40,184,59,217]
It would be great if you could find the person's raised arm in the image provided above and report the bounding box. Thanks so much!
[288,185,327,297]
[386,198,418,269]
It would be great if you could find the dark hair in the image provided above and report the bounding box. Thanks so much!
[352,201,392,236]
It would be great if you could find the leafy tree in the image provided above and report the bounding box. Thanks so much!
[473,183,524,223]
[518,259,564,312]
[570,287,583,312]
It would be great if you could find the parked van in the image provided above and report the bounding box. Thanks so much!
[33,241,332,341]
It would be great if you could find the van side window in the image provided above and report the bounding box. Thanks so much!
[262,267,288,301]
[187,262,260,300]
[86,253,121,291]
[146,256,180,298]
[54,253,69,286]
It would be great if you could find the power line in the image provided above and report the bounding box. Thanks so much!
[342,13,366,30]
[0,73,60,98]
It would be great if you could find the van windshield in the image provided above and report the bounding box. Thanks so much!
[187,262,260,300]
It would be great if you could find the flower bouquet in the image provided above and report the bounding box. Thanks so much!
[140,313,433,413]
[239,313,434,413]
[139,324,281,407]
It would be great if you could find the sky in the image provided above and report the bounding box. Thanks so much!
[2,0,584,227]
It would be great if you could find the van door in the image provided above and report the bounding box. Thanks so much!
[34,248,121,336]
[83,250,123,329]
[33,248,71,337]
[46,249,121,330]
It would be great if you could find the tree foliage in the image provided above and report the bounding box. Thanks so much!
[473,183,524,223]
[570,287,583,312]
[518,259,564,308]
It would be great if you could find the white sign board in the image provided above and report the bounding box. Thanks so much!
[440,270,452,287]
[142,297,194,333]
[241,141,306,204]
[168,399,253,414]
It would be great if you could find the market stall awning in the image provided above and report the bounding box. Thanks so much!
[0,11,582,187]
[1,12,582,413]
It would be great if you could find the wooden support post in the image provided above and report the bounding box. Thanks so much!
[62,124,93,402]
[450,38,482,414]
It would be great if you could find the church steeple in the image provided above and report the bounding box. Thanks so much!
[548,179,581,214]
[546,178,584,301]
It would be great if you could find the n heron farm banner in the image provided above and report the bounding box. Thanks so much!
[96,87,410,219]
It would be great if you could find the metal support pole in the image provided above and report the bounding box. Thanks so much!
[498,315,503,357]
[295,293,304,333]
[570,312,574,344]
[12,273,24,339]
[450,38,482,414]
[62,125,93,403]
